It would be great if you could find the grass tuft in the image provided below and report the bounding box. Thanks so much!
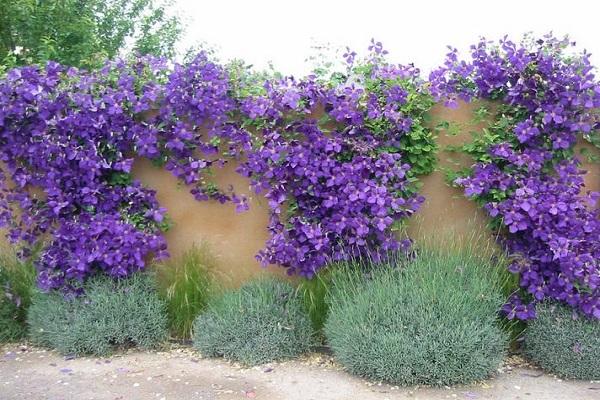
[156,243,219,339]
[0,244,36,343]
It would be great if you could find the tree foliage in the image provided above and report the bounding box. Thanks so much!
[0,0,182,69]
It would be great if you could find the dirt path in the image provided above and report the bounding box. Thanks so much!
[1,344,598,400]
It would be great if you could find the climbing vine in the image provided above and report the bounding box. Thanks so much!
[236,40,436,276]
[0,42,436,289]
[430,35,600,319]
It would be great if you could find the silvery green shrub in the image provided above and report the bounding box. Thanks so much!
[324,249,508,386]
[28,273,168,356]
[524,302,600,380]
[193,278,314,365]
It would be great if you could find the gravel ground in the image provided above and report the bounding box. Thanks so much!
[1,344,598,400]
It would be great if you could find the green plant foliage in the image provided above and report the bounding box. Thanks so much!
[524,302,600,380]
[0,246,36,343]
[0,0,183,69]
[156,243,218,339]
[193,277,315,365]
[297,270,331,337]
[0,297,22,342]
[324,248,508,386]
[27,273,168,356]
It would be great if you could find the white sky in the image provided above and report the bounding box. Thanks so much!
[175,0,600,77]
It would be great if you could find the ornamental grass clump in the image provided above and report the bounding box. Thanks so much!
[193,277,314,365]
[297,270,332,337]
[324,247,508,386]
[156,243,219,339]
[27,273,168,356]
[524,302,600,380]
[0,247,36,343]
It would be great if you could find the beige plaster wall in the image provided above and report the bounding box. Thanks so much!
[4,102,599,286]
[131,102,600,286]
[132,158,289,286]
[405,102,495,247]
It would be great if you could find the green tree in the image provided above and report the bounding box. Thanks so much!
[0,0,183,69]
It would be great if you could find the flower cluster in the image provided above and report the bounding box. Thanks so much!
[0,44,435,288]
[0,53,255,290]
[236,44,436,276]
[430,35,600,319]
[151,53,251,208]
[0,59,172,290]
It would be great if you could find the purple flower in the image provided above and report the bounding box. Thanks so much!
[431,34,600,320]
[514,120,540,143]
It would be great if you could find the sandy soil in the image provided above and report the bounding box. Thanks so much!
[1,344,598,400]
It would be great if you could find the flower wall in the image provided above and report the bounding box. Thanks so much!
[0,44,436,291]
[430,35,600,319]
[1,35,599,320]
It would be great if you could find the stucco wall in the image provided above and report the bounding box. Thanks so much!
[404,102,493,247]
[5,102,599,286]
[132,158,289,285]
[130,102,599,285]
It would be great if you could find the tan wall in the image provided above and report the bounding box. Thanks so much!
[132,158,289,286]
[4,103,600,286]
[131,102,600,286]
[405,102,494,247]
[579,140,600,194]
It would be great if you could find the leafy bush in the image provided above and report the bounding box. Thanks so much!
[0,246,36,343]
[324,248,508,386]
[524,302,600,380]
[27,273,168,356]
[156,243,218,339]
[193,277,314,365]
[1,0,182,69]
